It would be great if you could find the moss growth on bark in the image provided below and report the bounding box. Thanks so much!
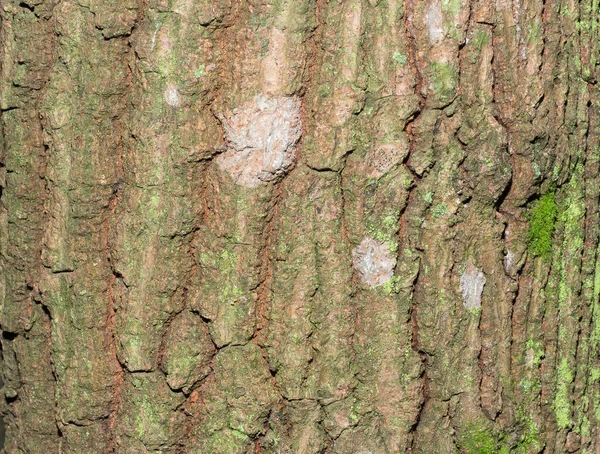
[526,191,557,260]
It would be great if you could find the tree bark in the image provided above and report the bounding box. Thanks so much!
[1,0,599,452]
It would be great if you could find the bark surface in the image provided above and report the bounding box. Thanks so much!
[1,0,600,453]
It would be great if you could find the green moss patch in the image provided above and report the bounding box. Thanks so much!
[526,191,557,260]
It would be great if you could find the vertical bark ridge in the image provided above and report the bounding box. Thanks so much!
[0,1,59,451]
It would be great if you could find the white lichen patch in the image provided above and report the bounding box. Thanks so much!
[426,0,444,43]
[151,22,162,50]
[215,95,302,188]
[504,249,514,272]
[459,261,486,310]
[164,83,180,108]
[352,237,395,288]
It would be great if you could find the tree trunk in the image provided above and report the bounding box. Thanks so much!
[1,0,599,452]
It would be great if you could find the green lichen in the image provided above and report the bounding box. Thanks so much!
[526,20,542,43]
[392,52,407,66]
[441,0,462,16]
[553,357,574,429]
[525,338,545,368]
[380,276,401,295]
[429,61,458,101]
[230,427,249,441]
[519,377,541,394]
[194,65,206,77]
[128,374,184,447]
[472,29,490,49]
[444,101,457,117]
[318,83,333,98]
[513,412,541,453]
[593,240,600,370]
[366,209,400,254]
[526,191,557,260]
[458,418,541,454]
[457,423,498,454]
[432,202,449,218]
[580,413,591,438]
[466,306,482,317]
[558,170,585,258]
[483,155,495,168]
[574,18,599,33]
[203,428,251,453]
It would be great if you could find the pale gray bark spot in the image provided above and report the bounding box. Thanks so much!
[352,238,395,288]
[504,249,514,273]
[460,261,486,310]
[215,95,302,188]
[426,1,444,43]
[164,83,180,108]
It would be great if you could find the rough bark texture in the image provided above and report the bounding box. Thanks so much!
[1,0,600,453]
